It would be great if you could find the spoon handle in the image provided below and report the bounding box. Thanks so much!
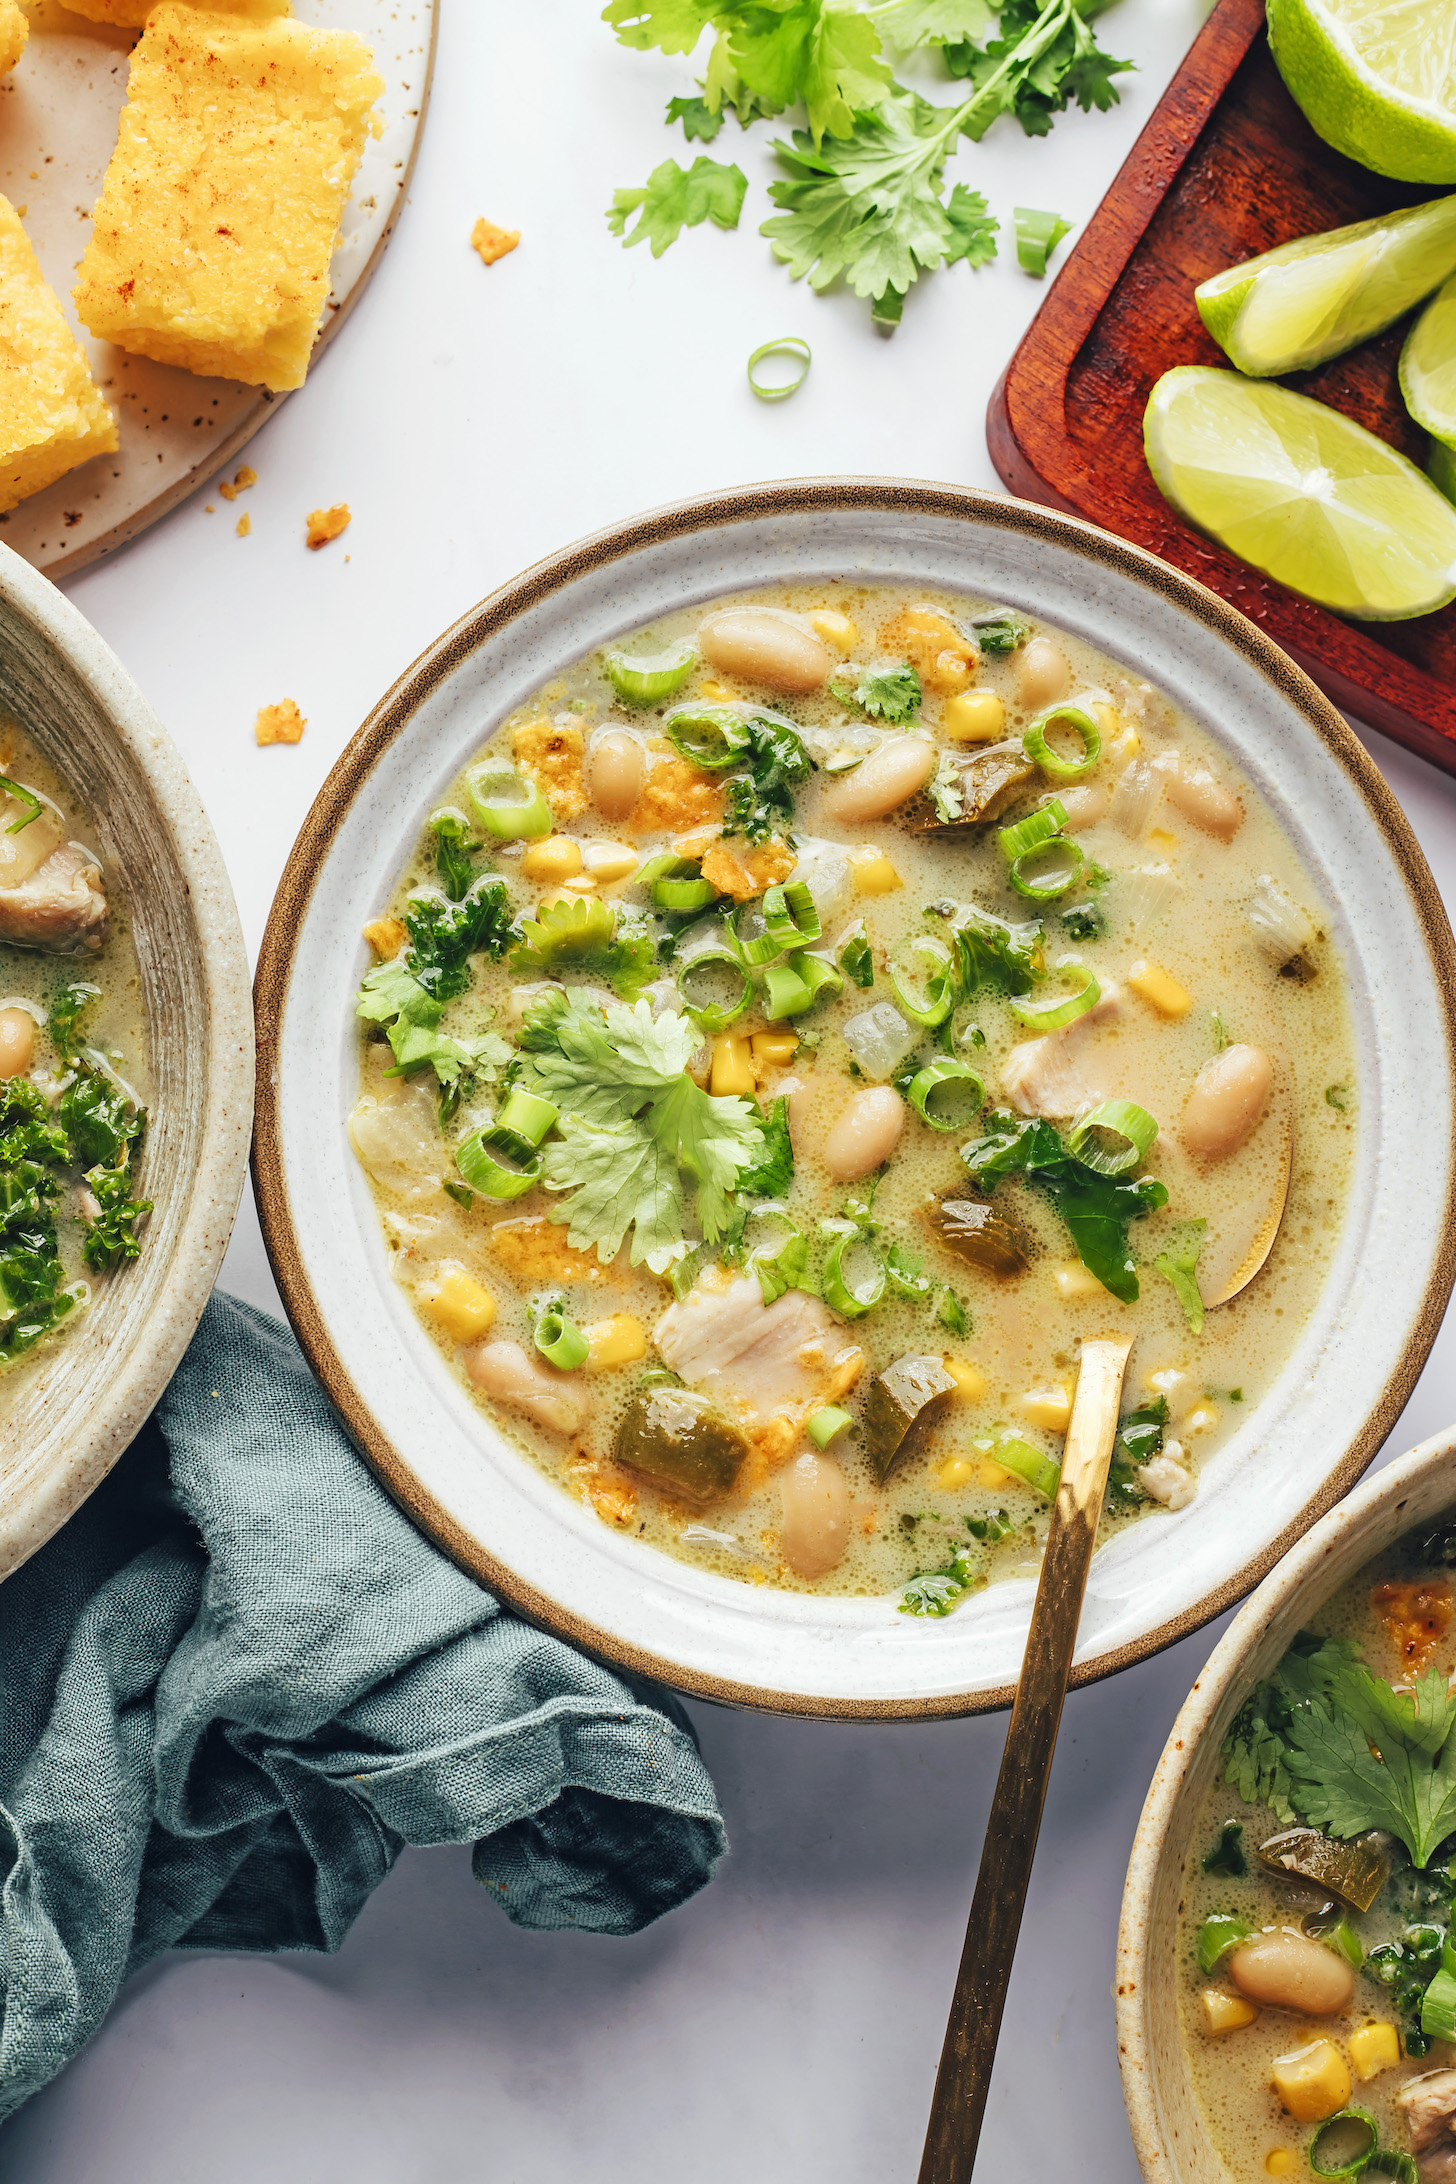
[916,1335,1134,2184]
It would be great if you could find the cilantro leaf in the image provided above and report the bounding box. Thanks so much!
[1155,1218,1207,1334]
[601,0,716,54]
[763,88,961,310]
[735,1093,794,1197]
[836,661,922,723]
[720,712,814,844]
[870,0,997,46]
[608,156,748,256]
[962,1110,1167,1301]
[943,181,998,267]
[508,896,656,1001]
[944,0,1134,141]
[667,92,724,140]
[1219,1635,1364,1830]
[1285,1662,1456,1868]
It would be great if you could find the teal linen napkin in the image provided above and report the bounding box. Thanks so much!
[0,1292,725,2122]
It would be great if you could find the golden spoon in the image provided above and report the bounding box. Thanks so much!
[1203,1105,1294,1309]
[916,1333,1135,2184]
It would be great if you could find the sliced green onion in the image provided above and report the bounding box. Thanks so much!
[985,1433,1061,1501]
[1368,2153,1419,2184]
[1067,1098,1158,1177]
[761,959,813,1019]
[1015,205,1073,279]
[792,951,842,1008]
[727,901,784,968]
[603,636,695,708]
[737,1204,811,1304]
[468,766,552,841]
[655,875,717,912]
[822,1227,885,1318]
[0,777,42,834]
[1326,1917,1365,1971]
[762,881,821,950]
[1308,2110,1380,2181]
[1008,963,1100,1030]
[1423,1938,1456,2041]
[495,1088,558,1147]
[907,1058,986,1132]
[534,1307,589,1371]
[806,1405,853,1449]
[456,1125,542,1200]
[1007,834,1085,901]
[998,800,1068,863]
[1024,704,1102,783]
[634,850,683,891]
[889,932,955,1029]
[747,335,811,402]
[662,704,754,771]
[677,943,752,1034]
[838,922,874,990]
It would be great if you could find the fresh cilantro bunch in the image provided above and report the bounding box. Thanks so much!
[942,0,1133,136]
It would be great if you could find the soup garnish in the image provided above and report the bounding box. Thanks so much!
[348,585,1355,1607]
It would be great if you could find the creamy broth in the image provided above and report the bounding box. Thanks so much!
[348,585,1355,1607]
[1181,1521,1456,2182]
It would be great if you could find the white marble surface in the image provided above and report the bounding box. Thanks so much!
[5,1,1456,2177]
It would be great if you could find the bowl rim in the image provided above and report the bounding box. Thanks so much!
[251,475,1456,1719]
[1115,1423,1456,2182]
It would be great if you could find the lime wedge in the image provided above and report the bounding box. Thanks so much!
[1402,268,1456,453]
[1430,436,1456,505]
[1197,195,1456,377]
[1144,366,1456,620]
[1267,0,1456,183]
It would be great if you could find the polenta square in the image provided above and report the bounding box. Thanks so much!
[58,0,287,26]
[74,7,383,393]
[0,199,116,514]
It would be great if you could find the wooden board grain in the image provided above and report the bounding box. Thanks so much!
[986,0,1456,776]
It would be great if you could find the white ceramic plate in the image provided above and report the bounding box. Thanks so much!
[253,480,1456,1718]
[0,0,435,577]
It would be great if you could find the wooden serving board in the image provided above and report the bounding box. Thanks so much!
[0,0,435,579]
[986,0,1456,777]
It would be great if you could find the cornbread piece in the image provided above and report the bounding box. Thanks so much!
[74,8,383,394]
[305,503,350,548]
[59,0,289,34]
[0,0,27,78]
[471,218,520,267]
[217,464,255,501]
[235,512,250,536]
[255,700,305,746]
[514,716,587,823]
[0,200,117,515]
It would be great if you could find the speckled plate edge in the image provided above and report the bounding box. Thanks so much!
[250,477,1456,1721]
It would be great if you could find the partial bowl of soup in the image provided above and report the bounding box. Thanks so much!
[0,543,253,1578]
[252,480,1456,1716]
[1118,1428,1456,2184]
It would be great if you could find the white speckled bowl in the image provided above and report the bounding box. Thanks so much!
[252,480,1456,1718]
[0,545,253,1580]
[1117,1427,1456,2184]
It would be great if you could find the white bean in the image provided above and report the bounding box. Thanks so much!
[822,1086,904,1181]
[822,736,936,824]
[0,1007,34,1079]
[464,1339,590,1435]
[1182,1045,1272,1161]
[1163,754,1244,842]
[1229,1932,1354,2017]
[1015,636,1070,709]
[1057,783,1111,832]
[589,730,646,823]
[779,1450,851,1578]
[698,609,831,694]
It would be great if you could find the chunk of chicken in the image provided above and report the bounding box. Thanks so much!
[1398,2069,1456,2183]
[0,841,107,953]
[464,1339,590,1435]
[654,1273,862,1445]
[1000,983,1121,1120]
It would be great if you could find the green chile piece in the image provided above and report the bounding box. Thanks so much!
[614,1386,748,1508]
[1256,1828,1390,1914]
[925,1192,1034,1279]
[863,1354,959,1486]
[919,740,1037,832]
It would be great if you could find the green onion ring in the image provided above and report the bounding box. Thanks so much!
[467,766,553,842]
[1367,2153,1419,2184]
[907,1058,986,1132]
[603,639,695,708]
[1007,835,1085,901]
[0,777,42,834]
[986,1434,1061,1501]
[662,705,754,771]
[677,946,753,1034]
[494,1088,559,1148]
[791,951,842,1008]
[1024,704,1102,783]
[889,932,955,1029]
[762,881,822,950]
[634,850,684,891]
[747,336,811,403]
[1308,2109,1380,2181]
[1008,963,1100,1030]
[456,1125,542,1201]
[761,959,813,1019]
[725,903,782,968]
[534,1307,590,1372]
[822,1228,885,1318]
[654,875,717,913]
[806,1406,854,1449]
[1067,1098,1158,1176]
[998,799,1068,864]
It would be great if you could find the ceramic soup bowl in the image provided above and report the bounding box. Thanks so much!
[252,479,1456,1718]
[0,543,253,1579]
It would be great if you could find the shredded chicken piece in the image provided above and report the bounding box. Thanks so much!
[1399,2069,1456,2183]
[700,836,795,901]
[654,1275,863,1441]
[1138,1452,1196,1511]
[514,715,588,822]
[0,840,107,953]
[1002,1034,1096,1119]
[1372,1578,1454,1675]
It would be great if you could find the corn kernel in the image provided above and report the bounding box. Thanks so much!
[1148,827,1179,852]
[363,916,407,960]
[521,835,583,882]
[1348,2023,1400,2082]
[1271,2039,1351,2124]
[811,608,859,652]
[1018,1383,1072,1433]
[710,1032,755,1097]
[1093,702,1139,768]
[1184,1402,1220,1435]
[752,1031,799,1065]
[1266,2153,1300,2177]
[581,841,638,883]
[944,690,1006,743]
[699,679,736,701]
[943,1358,987,1401]
[1200,1988,1259,2036]
[418,1269,496,1345]
[938,1455,978,1490]
[1128,960,1193,1020]
[584,1313,647,1370]
[1052,1261,1102,1301]
[853,850,902,896]
[1147,1367,1189,1401]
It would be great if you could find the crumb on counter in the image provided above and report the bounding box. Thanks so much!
[255,698,306,746]
[306,502,350,549]
[235,511,250,537]
[471,217,520,267]
[218,463,256,502]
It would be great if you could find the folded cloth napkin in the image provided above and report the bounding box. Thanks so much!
[0,1292,725,2122]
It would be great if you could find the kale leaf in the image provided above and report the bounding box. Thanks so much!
[59,1070,144,1168]
[82,1163,152,1273]
[722,713,814,843]
[961,1109,1167,1301]
[404,880,515,1003]
[1155,1218,1207,1334]
[1107,1394,1167,1508]
[48,981,100,1067]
